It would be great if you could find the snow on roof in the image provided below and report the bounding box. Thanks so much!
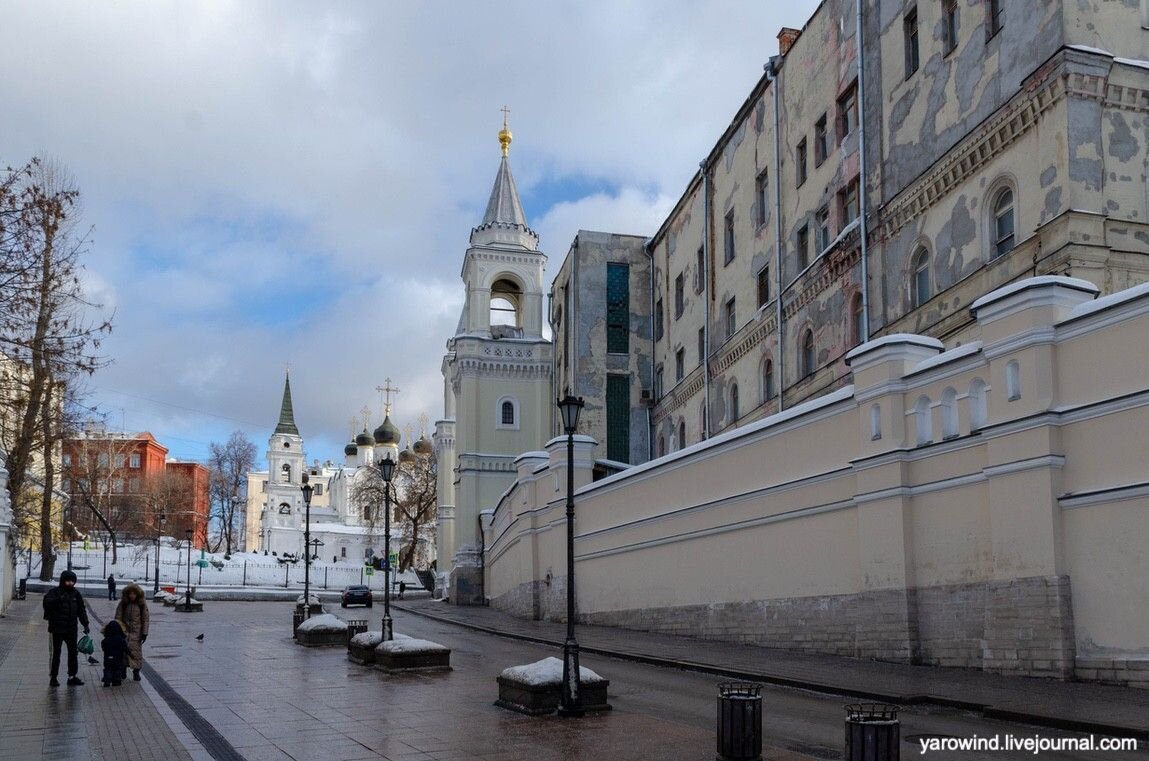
[1065,280,1149,321]
[376,637,449,654]
[499,656,605,686]
[970,276,1098,313]
[1115,57,1149,71]
[909,341,983,376]
[296,614,348,633]
[1067,44,1115,57]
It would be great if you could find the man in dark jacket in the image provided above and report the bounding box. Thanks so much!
[43,570,90,686]
[106,573,116,600]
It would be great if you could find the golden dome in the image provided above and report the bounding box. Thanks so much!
[498,105,512,157]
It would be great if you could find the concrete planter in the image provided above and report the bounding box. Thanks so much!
[495,657,610,716]
[296,629,346,647]
[348,631,383,665]
[374,638,451,673]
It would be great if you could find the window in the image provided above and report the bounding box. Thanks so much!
[674,273,685,319]
[501,401,515,425]
[762,357,775,401]
[837,83,858,143]
[969,378,988,430]
[755,169,769,226]
[490,278,521,327]
[941,387,959,439]
[655,365,664,399]
[696,246,706,293]
[904,8,920,77]
[315,483,323,496]
[724,210,736,264]
[1006,360,1021,401]
[796,138,808,186]
[496,396,520,429]
[657,436,665,458]
[992,187,1015,258]
[655,298,664,341]
[724,297,736,338]
[278,503,291,515]
[62,453,71,467]
[678,420,686,449]
[801,329,816,377]
[341,546,347,558]
[698,328,706,366]
[281,463,291,482]
[114,454,126,468]
[870,403,882,440]
[839,178,859,225]
[729,383,740,424]
[128,478,139,493]
[915,396,933,445]
[815,206,831,252]
[986,0,1003,39]
[797,225,810,270]
[814,114,828,166]
[98,452,109,468]
[675,348,685,382]
[111,478,123,494]
[129,453,140,469]
[851,292,865,345]
[943,0,959,55]
[757,266,770,308]
[606,263,630,353]
[606,375,630,463]
[912,247,931,307]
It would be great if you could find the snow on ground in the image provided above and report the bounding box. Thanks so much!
[376,637,448,654]
[499,657,604,686]
[18,543,423,591]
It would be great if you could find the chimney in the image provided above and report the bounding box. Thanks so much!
[778,27,800,56]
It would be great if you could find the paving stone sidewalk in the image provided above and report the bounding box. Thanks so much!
[395,598,1149,740]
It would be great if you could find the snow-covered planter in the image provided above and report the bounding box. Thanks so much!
[173,595,203,612]
[295,593,323,614]
[374,637,451,673]
[295,613,348,647]
[348,631,384,664]
[495,657,610,716]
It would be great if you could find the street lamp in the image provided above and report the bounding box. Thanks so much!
[184,528,193,612]
[377,454,396,642]
[556,391,585,717]
[153,513,166,596]
[301,474,314,619]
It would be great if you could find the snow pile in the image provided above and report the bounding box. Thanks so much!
[296,614,348,633]
[499,656,604,686]
[296,593,320,605]
[350,631,385,648]
[376,637,448,654]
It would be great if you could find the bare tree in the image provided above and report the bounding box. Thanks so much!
[62,429,149,565]
[0,159,112,580]
[351,452,437,571]
[207,430,256,556]
[140,467,194,542]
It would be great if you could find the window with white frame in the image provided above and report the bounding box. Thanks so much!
[992,187,1015,258]
[912,246,931,307]
[496,396,520,430]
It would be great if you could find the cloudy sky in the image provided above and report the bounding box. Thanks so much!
[1,0,818,466]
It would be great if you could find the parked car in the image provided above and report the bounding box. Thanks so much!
[341,585,373,608]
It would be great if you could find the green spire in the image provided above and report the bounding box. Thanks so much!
[274,372,300,436]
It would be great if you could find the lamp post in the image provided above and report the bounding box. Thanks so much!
[184,528,193,612]
[301,474,314,619]
[556,392,585,717]
[377,454,396,642]
[153,513,166,596]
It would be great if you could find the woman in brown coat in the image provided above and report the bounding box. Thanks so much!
[114,583,150,681]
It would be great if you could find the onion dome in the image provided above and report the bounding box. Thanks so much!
[373,415,400,446]
[399,447,414,464]
[344,440,357,456]
[355,428,375,447]
[413,435,432,456]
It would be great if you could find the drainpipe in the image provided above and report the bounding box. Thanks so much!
[547,288,557,436]
[700,162,712,440]
[856,0,871,341]
[645,239,655,461]
[766,56,785,412]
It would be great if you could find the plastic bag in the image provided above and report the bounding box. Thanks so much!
[77,634,94,655]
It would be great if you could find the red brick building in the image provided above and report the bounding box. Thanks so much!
[61,431,209,545]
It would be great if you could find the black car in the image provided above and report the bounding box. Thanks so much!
[341,585,373,608]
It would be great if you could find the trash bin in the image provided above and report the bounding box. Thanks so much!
[17,578,27,600]
[717,682,763,761]
[292,610,304,639]
[345,619,368,650]
[844,704,900,761]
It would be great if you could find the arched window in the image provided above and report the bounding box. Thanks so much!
[729,383,739,424]
[657,435,665,458]
[1006,359,1021,401]
[280,463,291,483]
[912,247,930,307]
[489,278,522,326]
[678,420,686,449]
[915,395,933,445]
[495,396,520,430]
[969,378,988,431]
[941,387,959,439]
[278,502,291,515]
[801,329,816,377]
[762,357,775,401]
[992,187,1015,258]
[851,292,865,346]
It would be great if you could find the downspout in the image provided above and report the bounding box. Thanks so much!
[700,162,712,440]
[767,56,785,412]
[645,239,655,461]
[856,0,871,341]
[548,289,556,436]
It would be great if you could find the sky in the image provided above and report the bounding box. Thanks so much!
[1,0,819,467]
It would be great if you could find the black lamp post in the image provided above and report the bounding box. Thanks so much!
[153,513,166,596]
[556,391,585,717]
[378,454,396,641]
[184,528,193,612]
[301,473,314,619]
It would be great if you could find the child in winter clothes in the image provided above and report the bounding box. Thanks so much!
[101,620,129,687]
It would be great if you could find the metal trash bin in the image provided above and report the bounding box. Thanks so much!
[844,703,900,761]
[292,610,304,639]
[717,682,763,761]
[17,578,26,600]
[345,619,368,650]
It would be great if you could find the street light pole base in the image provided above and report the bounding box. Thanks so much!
[558,639,584,718]
[382,615,393,642]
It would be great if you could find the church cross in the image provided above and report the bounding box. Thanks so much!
[418,412,429,436]
[376,378,401,417]
[359,406,371,431]
[500,105,511,129]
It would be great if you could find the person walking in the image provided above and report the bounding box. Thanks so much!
[43,569,90,687]
[114,583,150,682]
[106,573,116,601]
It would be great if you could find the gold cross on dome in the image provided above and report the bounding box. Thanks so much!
[500,105,510,128]
[359,406,371,431]
[376,378,401,417]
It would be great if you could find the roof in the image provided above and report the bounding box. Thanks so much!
[274,372,300,436]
